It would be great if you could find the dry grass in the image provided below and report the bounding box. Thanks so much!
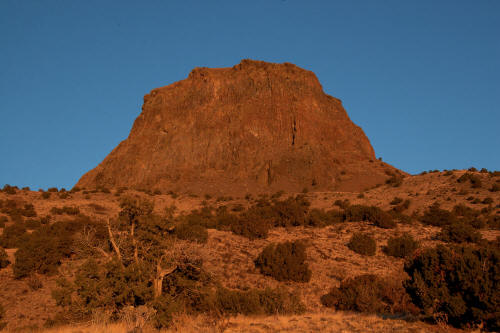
[3,312,453,333]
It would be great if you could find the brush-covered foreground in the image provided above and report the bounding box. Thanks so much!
[0,169,499,332]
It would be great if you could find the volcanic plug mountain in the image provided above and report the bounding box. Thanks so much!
[76,59,400,194]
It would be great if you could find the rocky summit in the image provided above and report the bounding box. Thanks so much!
[77,59,401,194]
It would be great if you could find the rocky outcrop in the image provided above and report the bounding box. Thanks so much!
[77,59,400,194]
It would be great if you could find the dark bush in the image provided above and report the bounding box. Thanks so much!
[215,287,305,316]
[2,184,17,194]
[490,183,500,192]
[483,197,494,205]
[384,233,419,258]
[0,216,6,228]
[344,205,395,228]
[347,233,376,256]
[50,206,80,215]
[25,218,42,230]
[175,222,208,243]
[13,228,73,278]
[390,197,403,205]
[321,274,414,315]
[255,241,311,282]
[306,209,343,227]
[0,223,27,248]
[438,222,483,243]
[404,244,500,330]
[41,192,51,199]
[457,173,482,188]
[386,175,403,187]
[420,202,456,226]
[0,247,10,268]
[273,196,310,227]
[0,303,5,330]
[228,205,271,239]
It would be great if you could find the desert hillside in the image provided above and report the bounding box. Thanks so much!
[0,168,499,332]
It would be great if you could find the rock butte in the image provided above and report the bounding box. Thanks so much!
[77,59,402,195]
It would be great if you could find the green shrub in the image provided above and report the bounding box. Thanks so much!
[321,274,414,315]
[384,233,419,258]
[438,222,482,243]
[347,232,376,256]
[404,244,500,330]
[0,247,10,268]
[255,241,311,282]
[175,222,208,243]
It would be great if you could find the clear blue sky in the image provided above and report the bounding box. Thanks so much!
[1,0,499,190]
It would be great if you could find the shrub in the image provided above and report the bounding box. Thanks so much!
[0,247,10,268]
[0,223,27,248]
[13,228,73,278]
[347,233,376,256]
[50,206,80,215]
[25,218,42,230]
[386,175,403,187]
[457,173,482,188]
[2,184,17,194]
[404,244,500,330]
[490,183,500,192]
[483,197,494,205]
[438,222,482,243]
[41,192,51,199]
[390,197,403,205]
[0,303,5,330]
[215,287,305,316]
[384,233,419,258]
[420,203,456,226]
[344,205,396,228]
[306,209,343,227]
[0,216,7,228]
[175,223,208,243]
[321,274,414,315]
[229,209,271,239]
[254,241,311,282]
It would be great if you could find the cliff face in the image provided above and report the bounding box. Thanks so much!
[77,59,399,194]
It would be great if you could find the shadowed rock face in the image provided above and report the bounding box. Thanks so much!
[77,59,399,194]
